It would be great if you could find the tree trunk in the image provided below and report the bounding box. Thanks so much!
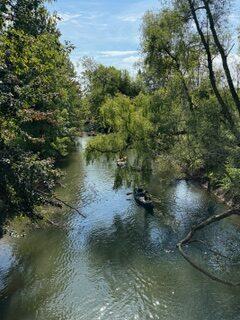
[202,0,240,116]
[187,0,237,134]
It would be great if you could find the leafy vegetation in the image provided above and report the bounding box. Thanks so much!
[81,57,143,131]
[0,0,81,226]
[86,0,240,204]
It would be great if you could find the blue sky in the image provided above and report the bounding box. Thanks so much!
[48,0,161,73]
[48,0,240,74]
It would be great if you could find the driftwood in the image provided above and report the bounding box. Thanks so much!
[177,209,240,286]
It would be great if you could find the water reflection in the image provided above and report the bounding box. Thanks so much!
[0,137,239,320]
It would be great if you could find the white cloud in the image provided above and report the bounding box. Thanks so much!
[214,53,240,86]
[99,50,138,57]
[119,13,143,22]
[214,53,240,69]
[122,55,141,63]
[59,13,82,23]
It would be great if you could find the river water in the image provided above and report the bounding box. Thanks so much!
[0,137,240,320]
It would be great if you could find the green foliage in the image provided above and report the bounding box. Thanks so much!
[81,58,142,130]
[85,0,240,204]
[0,0,82,222]
[86,93,153,162]
[222,165,240,201]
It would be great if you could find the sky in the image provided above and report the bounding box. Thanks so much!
[48,0,240,75]
[48,0,162,74]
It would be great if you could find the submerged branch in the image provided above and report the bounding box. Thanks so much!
[33,212,68,230]
[177,209,240,286]
[52,195,86,219]
[36,190,86,219]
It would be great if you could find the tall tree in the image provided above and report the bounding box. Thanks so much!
[0,0,82,224]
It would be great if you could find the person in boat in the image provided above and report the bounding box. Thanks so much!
[117,156,127,167]
[144,191,151,201]
[136,188,144,195]
[117,156,127,162]
[136,188,151,202]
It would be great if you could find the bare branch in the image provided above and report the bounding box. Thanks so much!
[226,43,235,57]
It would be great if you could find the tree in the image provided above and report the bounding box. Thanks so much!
[81,58,142,130]
[0,0,82,226]
[84,0,240,284]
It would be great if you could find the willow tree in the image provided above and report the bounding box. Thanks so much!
[81,58,142,131]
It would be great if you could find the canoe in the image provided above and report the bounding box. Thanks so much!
[134,188,154,210]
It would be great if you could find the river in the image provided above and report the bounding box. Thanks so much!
[0,137,240,320]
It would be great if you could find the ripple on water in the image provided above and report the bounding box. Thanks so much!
[0,137,240,320]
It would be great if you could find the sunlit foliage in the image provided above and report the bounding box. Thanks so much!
[86,0,240,202]
[0,0,82,222]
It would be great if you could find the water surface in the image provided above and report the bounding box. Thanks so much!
[0,137,240,320]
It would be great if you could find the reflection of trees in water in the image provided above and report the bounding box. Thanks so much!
[86,215,146,266]
[85,186,240,287]
[0,230,70,320]
[0,268,25,319]
[85,211,181,273]
[113,166,152,190]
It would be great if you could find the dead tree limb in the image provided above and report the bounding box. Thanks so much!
[177,209,240,286]
[52,196,86,219]
[36,190,86,219]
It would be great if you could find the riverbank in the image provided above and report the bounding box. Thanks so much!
[183,166,237,209]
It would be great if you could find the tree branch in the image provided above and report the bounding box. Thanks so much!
[177,209,240,286]
[36,190,86,219]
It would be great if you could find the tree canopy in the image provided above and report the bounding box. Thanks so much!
[86,0,240,203]
[0,0,82,223]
